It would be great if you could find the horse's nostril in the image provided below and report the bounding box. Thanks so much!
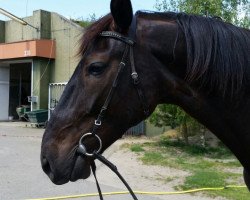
[41,156,52,175]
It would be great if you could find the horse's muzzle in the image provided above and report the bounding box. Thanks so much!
[41,153,91,185]
[41,155,68,185]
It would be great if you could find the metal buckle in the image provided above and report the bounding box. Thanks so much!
[119,62,126,68]
[95,120,102,126]
[131,72,138,79]
[78,133,102,157]
[131,72,139,84]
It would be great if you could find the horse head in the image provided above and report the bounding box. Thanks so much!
[40,0,177,184]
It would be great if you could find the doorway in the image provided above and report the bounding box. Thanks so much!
[9,63,31,119]
[0,66,10,121]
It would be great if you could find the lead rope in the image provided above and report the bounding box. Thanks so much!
[91,152,139,200]
[90,162,104,200]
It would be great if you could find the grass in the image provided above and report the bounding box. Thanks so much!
[182,170,227,189]
[158,137,233,159]
[130,144,145,152]
[126,136,249,200]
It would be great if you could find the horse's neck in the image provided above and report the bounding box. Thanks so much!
[163,74,250,170]
[138,15,250,170]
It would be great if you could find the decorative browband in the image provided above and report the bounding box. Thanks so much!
[100,31,135,46]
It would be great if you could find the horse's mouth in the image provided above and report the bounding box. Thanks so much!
[41,153,91,185]
[70,155,91,182]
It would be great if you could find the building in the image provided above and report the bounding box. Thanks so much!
[0,9,165,137]
[0,10,83,120]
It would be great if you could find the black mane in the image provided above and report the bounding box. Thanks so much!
[137,11,250,97]
[177,13,250,97]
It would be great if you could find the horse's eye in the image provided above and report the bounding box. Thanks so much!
[88,62,107,76]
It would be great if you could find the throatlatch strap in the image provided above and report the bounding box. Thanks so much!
[129,46,150,116]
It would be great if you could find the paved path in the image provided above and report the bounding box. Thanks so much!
[0,122,220,200]
[0,123,165,200]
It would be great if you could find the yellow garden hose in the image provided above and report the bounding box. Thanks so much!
[27,185,247,200]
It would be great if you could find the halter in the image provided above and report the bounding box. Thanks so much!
[77,28,150,200]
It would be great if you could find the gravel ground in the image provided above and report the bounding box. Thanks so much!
[0,122,224,200]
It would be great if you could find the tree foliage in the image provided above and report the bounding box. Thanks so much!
[149,104,183,129]
[71,13,97,28]
[155,0,250,28]
[149,104,202,143]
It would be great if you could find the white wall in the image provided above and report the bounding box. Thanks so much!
[0,66,10,120]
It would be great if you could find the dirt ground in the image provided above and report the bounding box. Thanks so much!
[96,137,227,200]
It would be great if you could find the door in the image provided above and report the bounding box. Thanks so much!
[9,63,31,119]
[0,67,10,120]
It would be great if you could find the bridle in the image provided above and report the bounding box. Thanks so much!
[77,25,150,200]
[91,30,150,140]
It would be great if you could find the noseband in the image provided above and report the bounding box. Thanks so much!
[78,30,150,200]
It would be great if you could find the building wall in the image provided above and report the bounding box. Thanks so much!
[0,9,84,112]
[32,59,51,110]
[4,10,52,42]
[50,12,83,83]
[30,10,83,109]
[145,121,170,137]
[0,20,5,43]
[40,11,51,39]
[5,16,38,42]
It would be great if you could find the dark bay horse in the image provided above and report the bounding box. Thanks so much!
[41,0,250,189]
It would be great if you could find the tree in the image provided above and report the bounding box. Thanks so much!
[155,0,249,28]
[149,104,202,144]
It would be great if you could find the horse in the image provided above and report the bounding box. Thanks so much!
[41,0,250,190]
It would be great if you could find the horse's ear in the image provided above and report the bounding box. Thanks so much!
[110,0,133,32]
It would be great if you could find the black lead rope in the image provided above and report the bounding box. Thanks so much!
[90,162,104,200]
[91,152,139,200]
